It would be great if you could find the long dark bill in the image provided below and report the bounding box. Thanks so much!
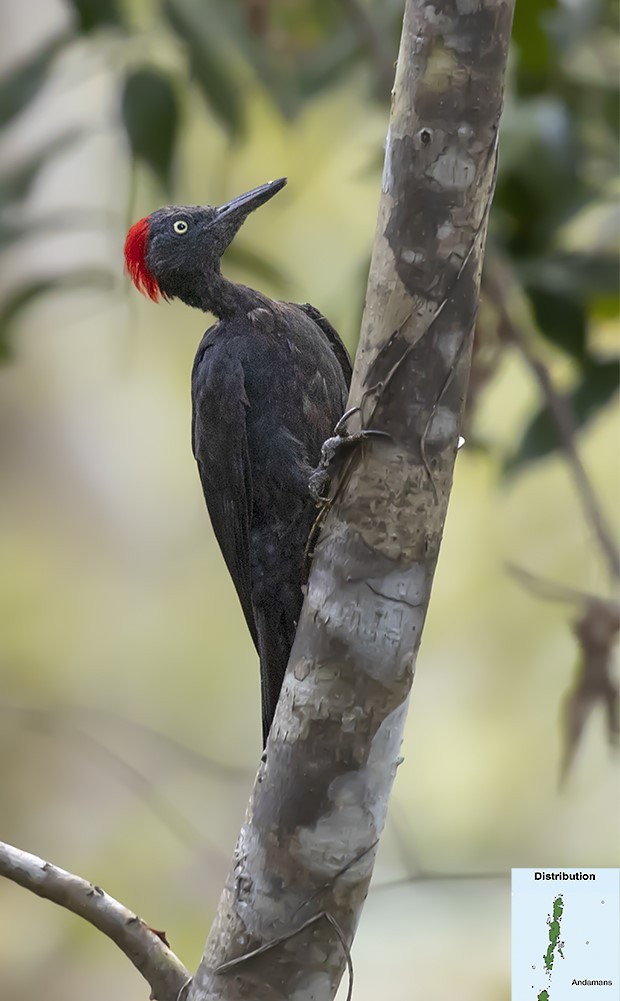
[214,178,287,225]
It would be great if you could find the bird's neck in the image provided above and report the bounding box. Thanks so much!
[198,265,269,320]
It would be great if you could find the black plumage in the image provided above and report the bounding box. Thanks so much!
[125,180,351,743]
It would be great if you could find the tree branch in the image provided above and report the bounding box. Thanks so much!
[0,841,191,1001]
[516,338,620,581]
[485,261,620,582]
[507,562,604,607]
[189,1,515,999]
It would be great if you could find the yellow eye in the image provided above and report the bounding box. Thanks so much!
[173,219,188,234]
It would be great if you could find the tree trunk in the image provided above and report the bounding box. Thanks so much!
[189,1,515,998]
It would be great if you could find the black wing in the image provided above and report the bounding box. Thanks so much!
[191,333,258,650]
[295,302,353,388]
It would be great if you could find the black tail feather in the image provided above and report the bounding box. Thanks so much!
[254,604,296,746]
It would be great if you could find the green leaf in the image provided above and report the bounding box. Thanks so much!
[572,359,620,421]
[506,406,564,470]
[122,68,179,191]
[67,0,124,33]
[527,287,586,360]
[506,359,620,472]
[0,270,114,362]
[511,0,558,86]
[164,0,244,137]
[518,252,620,360]
[0,32,70,127]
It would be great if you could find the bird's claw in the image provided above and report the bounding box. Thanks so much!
[333,405,361,437]
[308,412,392,504]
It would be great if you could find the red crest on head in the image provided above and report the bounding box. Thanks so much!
[124,217,162,302]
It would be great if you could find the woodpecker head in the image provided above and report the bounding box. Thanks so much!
[124,177,286,308]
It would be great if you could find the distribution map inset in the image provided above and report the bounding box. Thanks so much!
[512,868,620,1000]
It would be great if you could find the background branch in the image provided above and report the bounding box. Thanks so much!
[0,700,234,854]
[507,563,604,606]
[0,841,191,1001]
[515,338,619,581]
[485,263,619,581]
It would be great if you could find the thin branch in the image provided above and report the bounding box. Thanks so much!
[371,869,510,893]
[486,266,620,582]
[506,563,605,607]
[0,841,191,1001]
[78,706,251,779]
[71,728,212,853]
[519,343,619,581]
[560,599,620,786]
[1,701,229,854]
[507,564,620,785]
[3,700,250,779]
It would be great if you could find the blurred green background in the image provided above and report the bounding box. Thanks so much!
[0,1,618,999]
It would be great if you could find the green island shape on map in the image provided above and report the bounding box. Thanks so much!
[543,895,565,973]
[534,894,565,999]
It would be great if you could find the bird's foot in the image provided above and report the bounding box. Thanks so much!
[309,407,391,503]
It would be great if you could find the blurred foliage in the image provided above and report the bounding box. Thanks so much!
[122,66,180,190]
[0,4,618,999]
[560,596,619,785]
[69,0,125,33]
[506,358,619,470]
[0,31,71,127]
[0,0,617,470]
[163,0,249,137]
[492,0,619,469]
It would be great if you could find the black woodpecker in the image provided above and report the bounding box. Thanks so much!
[124,179,352,744]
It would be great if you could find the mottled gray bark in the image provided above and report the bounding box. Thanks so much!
[190,1,514,999]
